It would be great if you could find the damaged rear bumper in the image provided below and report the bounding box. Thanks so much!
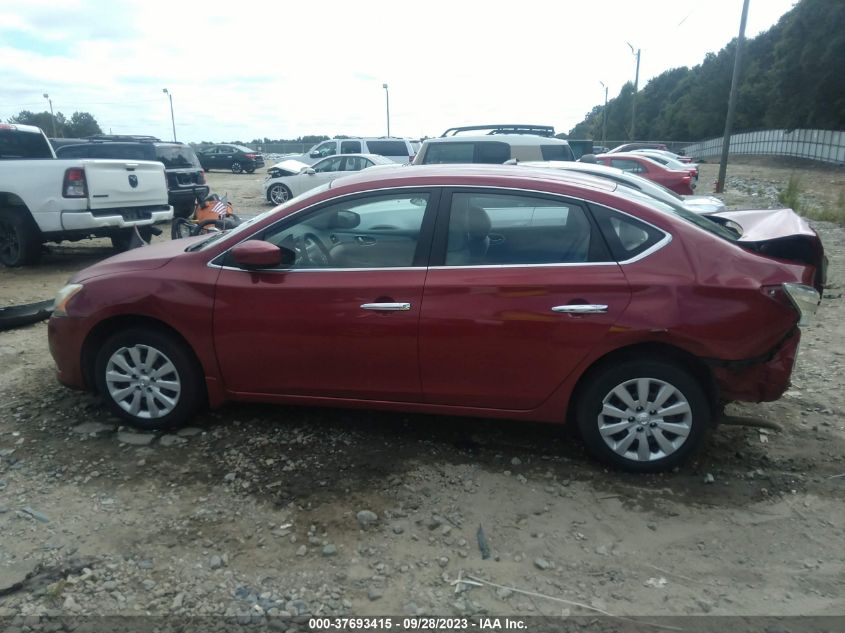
[707,328,801,402]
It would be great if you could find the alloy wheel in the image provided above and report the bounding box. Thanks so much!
[105,344,182,419]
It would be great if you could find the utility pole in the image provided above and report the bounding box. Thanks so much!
[599,81,609,149]
[162,88,176,142]
[716,0,751,193]
[43,93,57,137]
[382,83,391,137]
[626,43,641,140]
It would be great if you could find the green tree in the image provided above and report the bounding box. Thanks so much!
[65,112,102,137]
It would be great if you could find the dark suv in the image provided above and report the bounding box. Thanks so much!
[53,136,208,217]
[195,144,265,174]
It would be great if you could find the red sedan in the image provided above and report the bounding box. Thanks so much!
[595,152,696,194]
[48,165,824,471]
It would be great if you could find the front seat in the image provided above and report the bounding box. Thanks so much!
[445,204,492,265]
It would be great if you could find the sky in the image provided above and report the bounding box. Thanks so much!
[0,0,799,144]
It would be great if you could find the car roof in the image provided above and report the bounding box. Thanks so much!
[0,123,44,135]
[422,135,570,147]
[326,163,618,194]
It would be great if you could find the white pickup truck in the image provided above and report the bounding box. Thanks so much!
[0,123,173,267]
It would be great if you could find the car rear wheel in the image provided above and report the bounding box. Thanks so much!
[576,360,710,472]
[231,161,243,174]
[0,209,41,267]
[245,167,255,174]
[95,328,202,430]
[268,183,292,205]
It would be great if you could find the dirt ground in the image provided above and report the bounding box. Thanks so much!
[1,158,844,622]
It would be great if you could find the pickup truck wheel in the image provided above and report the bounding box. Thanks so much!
[173,202,194,219]
[231,161,243,174]
[0,209,41,267]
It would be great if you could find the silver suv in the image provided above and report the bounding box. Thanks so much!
[286,138,416,165]
[413,124,575,165]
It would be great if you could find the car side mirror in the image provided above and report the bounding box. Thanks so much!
[309,151,320,158]
[231,241,291,269]
[304,168,316,175]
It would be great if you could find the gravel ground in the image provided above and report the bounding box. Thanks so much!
[1,159,844,621]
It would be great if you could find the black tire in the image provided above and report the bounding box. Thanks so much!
[231,161,243,174]
[245,167,255,174]
[111,227,153,252]
[0,209,42,267]
[171,218,194,240]
[94,327,203,430]
[575,359,711,472]
[267,183,292,205]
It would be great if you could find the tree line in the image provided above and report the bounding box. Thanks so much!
[7,110,103,138]
[566,0,845,141]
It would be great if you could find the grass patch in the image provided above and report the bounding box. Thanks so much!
[801,191,845,226]
[777,174,803,211]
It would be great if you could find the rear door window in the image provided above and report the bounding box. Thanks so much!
[365,140,408,156]
[340,140,362,153]
[609,158,647,173]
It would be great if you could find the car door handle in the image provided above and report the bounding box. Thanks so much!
[551,304,608,314]
[361,303,411,311]
[356,236,376,245]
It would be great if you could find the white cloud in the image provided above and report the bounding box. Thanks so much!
[0,0,798,142]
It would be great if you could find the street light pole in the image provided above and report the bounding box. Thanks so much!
[626,43,641,141]
[162,88,176,142]
[43,93,57,137]
[599,81,608,149]
[382,83,390,137]
[716,0,751,194]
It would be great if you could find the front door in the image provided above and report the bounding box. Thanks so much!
[419,190,632,410]
[213,190,437,401]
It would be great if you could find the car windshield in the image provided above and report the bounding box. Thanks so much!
[155,146,201,168]
[617,186,740,242]
[189,183,333,252]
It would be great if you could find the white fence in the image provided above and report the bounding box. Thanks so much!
[683,129,845,165]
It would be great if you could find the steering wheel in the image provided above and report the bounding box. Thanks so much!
[296,232,332,266]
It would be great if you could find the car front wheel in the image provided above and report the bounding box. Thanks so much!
[95,328,203,430]
[268,183,292,205]
[231,161,243,174]
[576,359,710,472]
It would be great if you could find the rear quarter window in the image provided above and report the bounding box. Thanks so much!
[541,144,575,161]
[589,204,666,261]
[155,146,202,168]
[365,141,409,156]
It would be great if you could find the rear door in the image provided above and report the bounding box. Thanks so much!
[84,160,168,209]
[419,189,631,410]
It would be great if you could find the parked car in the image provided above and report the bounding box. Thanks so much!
[414,131,574,164]
[196,144,265,174]
[518,160,725,213]
[55,138,208,218]
[594,152,695,194]
[48,164,824,472]
[1,124,172,266]
[632,150,699,181]
[592,145,611,154]
[283,138,417,166]
[633,148,693,164]
[607,142,669,153]
[263,153,395,204]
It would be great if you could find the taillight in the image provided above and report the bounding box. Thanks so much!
[244,154,256,159]
[63,168,87,198]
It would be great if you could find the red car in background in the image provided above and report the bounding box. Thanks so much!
[48,165,824,472]
[595,152,696,194]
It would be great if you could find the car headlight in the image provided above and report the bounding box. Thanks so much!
[783,282,820,327]
[53,283,84,317]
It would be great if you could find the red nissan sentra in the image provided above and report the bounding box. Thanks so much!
[48,165,825,471]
